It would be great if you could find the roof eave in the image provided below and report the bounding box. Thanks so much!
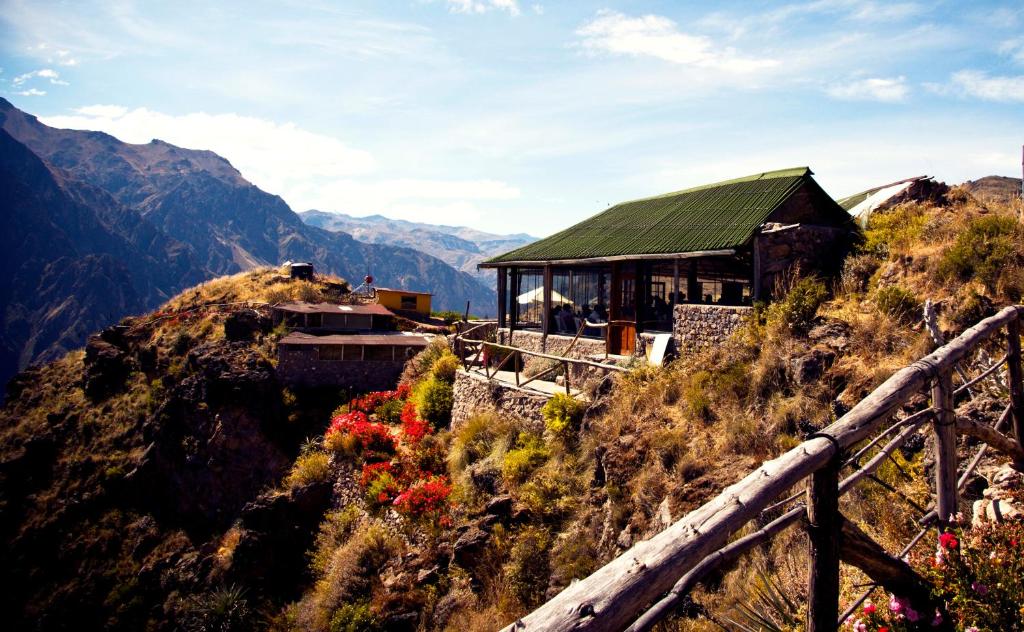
[479,248,738,268]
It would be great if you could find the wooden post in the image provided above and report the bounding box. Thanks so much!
[543,265,553,338]
[806,454,840,632]
[687,261,699,304]
[932,370,958,524]
[672,258,680,307]
[1007,318,1024,451]
[509,266,519,333]
[497,267,507,329]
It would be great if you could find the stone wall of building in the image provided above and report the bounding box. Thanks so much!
[450,369,548,434]
[277,347,406,391]
[672,304,753,353]
[755,223,847,296]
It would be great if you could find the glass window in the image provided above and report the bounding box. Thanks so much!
[400,295,417,310]
[550,267,610,337]
[319,344,345,361]
[513,268,544,330]
[643,263,676,331]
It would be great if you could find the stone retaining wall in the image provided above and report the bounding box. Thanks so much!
[672,304,753,352]
[450,370,548,434]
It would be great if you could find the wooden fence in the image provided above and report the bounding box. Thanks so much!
[452,322,625,394]
[500,305,1024,632]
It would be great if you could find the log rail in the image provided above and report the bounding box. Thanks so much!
[451,322,625,395]
[502,305,1024,632]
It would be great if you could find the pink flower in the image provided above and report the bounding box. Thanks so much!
[851,620,866,632]
[888,594,905,614]
[966,627,979,632]
[972,581,988,595]
[906,606,920,622]
[931,610,943,626]
[863,600,876,615]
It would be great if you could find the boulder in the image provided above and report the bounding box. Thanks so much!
[84,335,133,398]
[451,526,490,570]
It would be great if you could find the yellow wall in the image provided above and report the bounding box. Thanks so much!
[377,289,432,315]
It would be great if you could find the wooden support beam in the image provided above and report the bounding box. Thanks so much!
[837,516,950,630]
[955,416,1024,461]
[497,266,507,329]
[806,454,840,632]
[542,265,553,339]
[1007,318,1024,458]
[931,370,958,525]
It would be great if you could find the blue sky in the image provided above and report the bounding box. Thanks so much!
[1,0,1023,237]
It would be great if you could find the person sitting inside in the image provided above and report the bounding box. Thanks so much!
[557,305,576,333]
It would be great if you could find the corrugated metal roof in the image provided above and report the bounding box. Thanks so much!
[485,167,839,265]
[279,332,431,346]
[274,302,394,316]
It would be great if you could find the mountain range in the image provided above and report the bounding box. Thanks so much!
[0,98,496,391]
[299,210,535,288]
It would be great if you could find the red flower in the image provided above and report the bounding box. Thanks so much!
[878,628,889,632]
[401,400,430,443]
[863,602,876,615]
[938,532,959,550]
[326,410,396,455]
[393,475,452,518]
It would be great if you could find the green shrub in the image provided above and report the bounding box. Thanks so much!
[328,601,382,632]
[432,310,464,324]
[430,353,460,384]
[862,204,928,257]
[413,377,454,428]
[938,215,1022,294]
[285,452,332,489]
[502,433,549,484]
[683,370,714,422]
[400,338,450,386]
[518,470,575,518]
[765,276,828,334]
[503,527,551,608]
[181,584,251,632]
[373,398,403,424]
[875,285,921,324]
[542,393,584,438]
[447,412,514,474]
[310,508,362,576]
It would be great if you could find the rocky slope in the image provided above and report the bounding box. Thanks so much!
[0,98,495,392]
[299,210,535,289]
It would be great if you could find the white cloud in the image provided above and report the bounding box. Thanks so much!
[42,107,376,196]
[15,88,46,96]
[74,104,129,118]
[12,68,67,86]
[575,10,777,73]
[531,4,544,16]
[999,38,1024,64]
[949,70,1024,102]
[826,76,908,102]
[39,106,521,226]
[446,0,520,16]
[54,50,79,66]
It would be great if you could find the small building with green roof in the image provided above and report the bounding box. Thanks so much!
[480,167,853,354]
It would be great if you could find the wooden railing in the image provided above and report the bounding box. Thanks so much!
[501,305,1024,632]
[451,322,625,395]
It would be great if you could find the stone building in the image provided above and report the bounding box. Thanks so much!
[481,167,854,356]
[277,332,431,389]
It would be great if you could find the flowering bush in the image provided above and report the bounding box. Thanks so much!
[848,521,1024,632]
[324,411,396,460]
[400,400,430,444]
[359,462,402,506]
[348,385,412,416]
[393,475,452,522]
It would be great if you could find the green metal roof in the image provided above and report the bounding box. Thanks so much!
[485,167,839,265]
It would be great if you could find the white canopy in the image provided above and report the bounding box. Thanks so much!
[517,286,573,305]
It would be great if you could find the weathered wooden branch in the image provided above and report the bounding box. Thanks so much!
[1007,318,1024,453]
[955,417,1024,461]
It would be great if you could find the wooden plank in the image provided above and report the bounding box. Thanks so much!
[806,456,840,632]
[955,416,1024,461]
[932,370,958,525]
[1007,318,1024,453]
